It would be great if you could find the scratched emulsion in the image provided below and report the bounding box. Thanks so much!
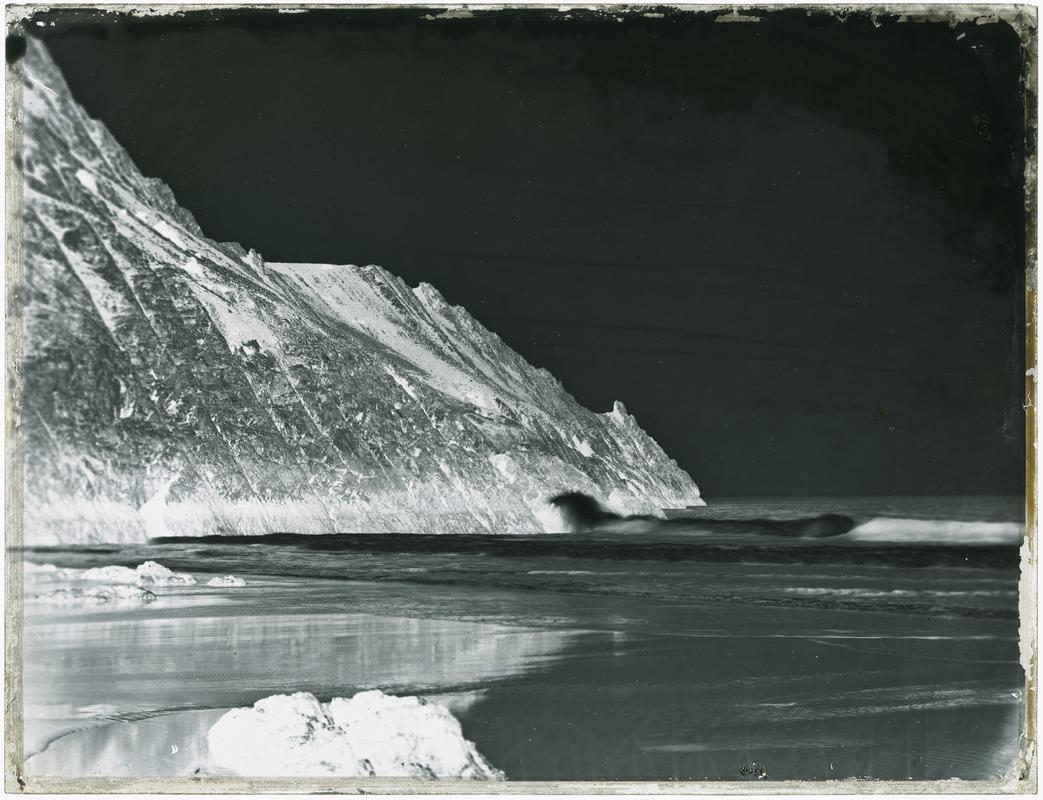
[7,5,1034,788]
[19,496,1024,781]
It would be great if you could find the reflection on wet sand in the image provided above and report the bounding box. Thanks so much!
[28,710,230,777]
[24,581,575,777]
[20,562,1024,781]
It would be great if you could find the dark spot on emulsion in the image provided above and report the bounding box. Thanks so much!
[6,34,26,65]
[62,227,86,250]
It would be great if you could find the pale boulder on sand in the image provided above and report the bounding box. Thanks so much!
[79,565,140,583]
[207,575,247,587]
[207,691,504,779]
[24,560,197,587]
[134,561,197,586]
[76,561,197,586]
[29,585,158,605]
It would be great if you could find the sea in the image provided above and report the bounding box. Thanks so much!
[16,495,1028,783]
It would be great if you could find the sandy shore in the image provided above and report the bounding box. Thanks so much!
[22,572,576,777]
[19,563,1025,781]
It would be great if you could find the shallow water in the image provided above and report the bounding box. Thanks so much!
[17,495,1027,782]
[668,495,1024,523]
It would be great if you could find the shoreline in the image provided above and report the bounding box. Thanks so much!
[22,571,584,779]
[19,562,1024,781]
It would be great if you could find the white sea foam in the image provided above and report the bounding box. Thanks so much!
[526,570,594,576]
[139,478,176,540]
[207,690,503,779]
[782,587,1015,599]
[533,500,569,533]
[845,518,1022,545]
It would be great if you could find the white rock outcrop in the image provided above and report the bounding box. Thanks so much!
[29,585,157,605]
[24,561,196,586]
[206,575,247,587]
[207,690,502,779]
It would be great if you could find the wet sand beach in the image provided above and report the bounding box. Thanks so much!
[21,549,1023,782]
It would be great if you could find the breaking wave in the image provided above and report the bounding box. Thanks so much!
[538,492,1022,546]
[540,492,856,538]
[845,518,1022,545]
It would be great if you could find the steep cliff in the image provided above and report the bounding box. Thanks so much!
[16,38,703,543]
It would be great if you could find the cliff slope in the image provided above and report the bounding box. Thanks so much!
[17,38,703,542]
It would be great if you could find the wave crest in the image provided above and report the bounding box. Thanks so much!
[846,518,1022,545]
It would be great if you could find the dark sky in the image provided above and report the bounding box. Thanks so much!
[21,7,1030,497]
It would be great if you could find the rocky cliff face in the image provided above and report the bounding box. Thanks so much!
[16,38,703,543]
